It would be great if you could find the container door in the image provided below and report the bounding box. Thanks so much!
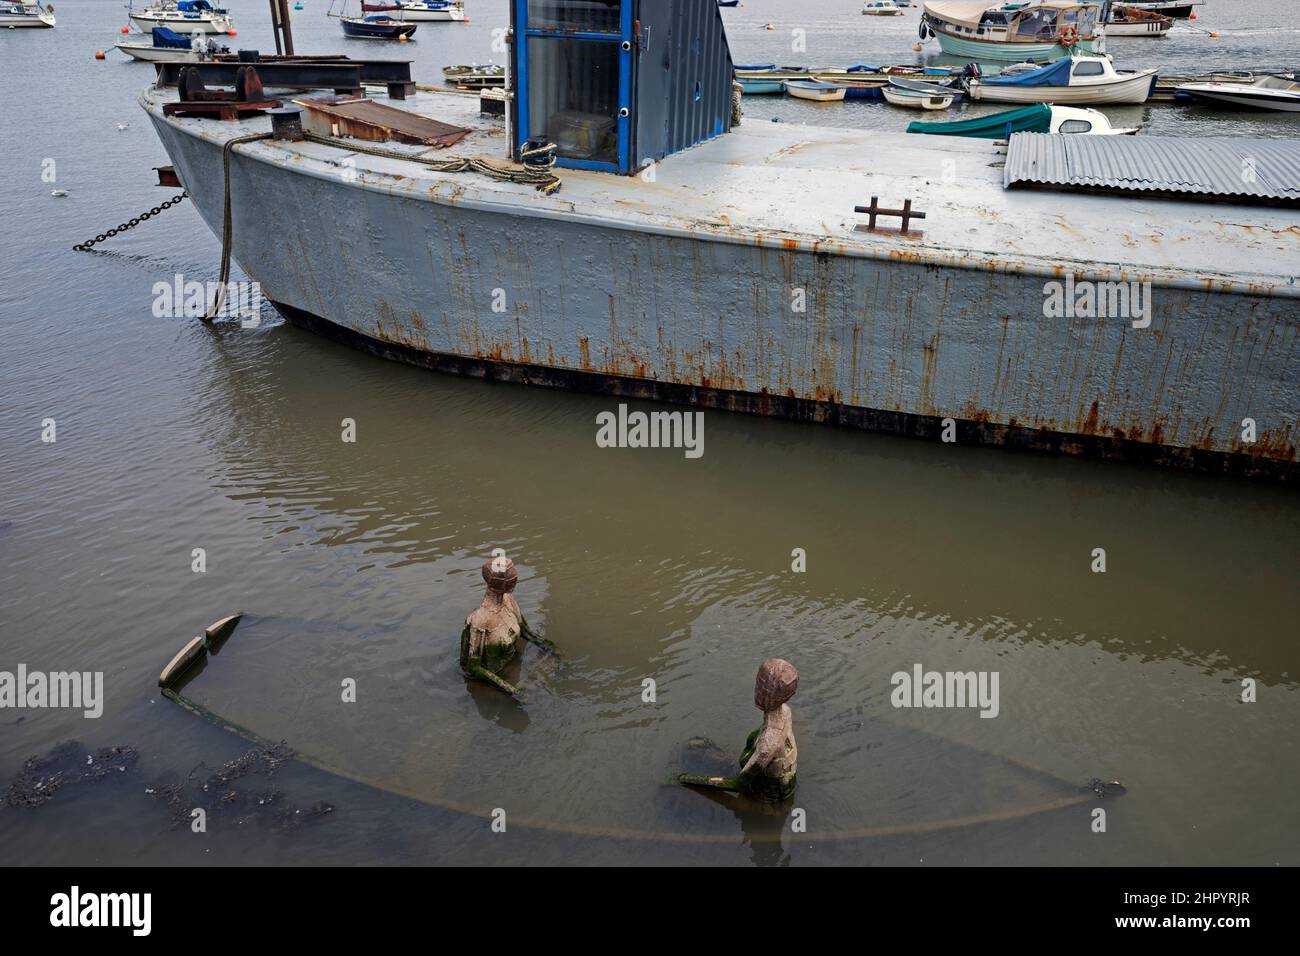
[515,0,633,173]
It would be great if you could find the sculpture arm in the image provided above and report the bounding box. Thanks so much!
[520,615,559,656]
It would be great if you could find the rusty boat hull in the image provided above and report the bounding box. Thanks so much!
[142,87,1299,479]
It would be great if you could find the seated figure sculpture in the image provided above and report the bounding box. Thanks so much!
[459,555,555,697]
[678,658,799,801]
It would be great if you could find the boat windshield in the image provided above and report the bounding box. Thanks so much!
[979,12,1011,25]
[1013,8,1059,37]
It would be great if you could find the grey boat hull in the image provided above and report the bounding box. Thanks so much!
[146,110,1298,480]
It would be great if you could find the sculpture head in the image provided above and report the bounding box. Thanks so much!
[754,658,798,711]
[482,555,518,597]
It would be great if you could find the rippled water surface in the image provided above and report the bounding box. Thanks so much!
[0,0,1297,865]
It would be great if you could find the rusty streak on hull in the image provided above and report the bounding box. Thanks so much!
[274,300,1295,480]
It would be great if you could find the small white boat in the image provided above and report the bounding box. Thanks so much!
[1048,104,1139,134]
[395,0,464,20]
[116,26,227,62]
[884,79,956,109]
[1177,73,1300,113]
[129,0,234,36]
[785,80,847,102]
[863,1,904,15]
[968,55,1157,104]
[0,1,55,27]
[1104,6,1171,37]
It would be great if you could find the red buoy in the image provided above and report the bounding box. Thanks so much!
[95,50,106,59]
[120,26,129,33]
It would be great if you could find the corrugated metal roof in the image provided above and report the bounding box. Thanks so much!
[1004,133,1300,206]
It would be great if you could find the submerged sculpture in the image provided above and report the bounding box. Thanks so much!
[459,555,556,696]
[678,658,799,801]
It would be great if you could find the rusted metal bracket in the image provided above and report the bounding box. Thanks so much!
[854,197,926,237]
[154,165,182,188]
[163,66,282,121]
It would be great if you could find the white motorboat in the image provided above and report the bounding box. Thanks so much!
[968,54,1157,104]
[129,0,234,35]
[1104,5,1171,36]
[395,0,464,20]
[1048,104,1139,134]
[116,26,228,62]
[1177,73,1300,113]
[884,78,957,109]
[863,1,904,15]
[0,1,55,27]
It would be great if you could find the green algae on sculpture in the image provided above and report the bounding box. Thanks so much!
[678,658,799,801]
[459,555,556,697]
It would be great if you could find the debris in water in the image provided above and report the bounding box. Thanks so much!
[4,741,139,808]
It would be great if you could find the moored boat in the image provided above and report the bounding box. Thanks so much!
[394,0,464,20]
[333,2,418,38]
[1119,1,1199,18]
[883,78,957,108]
[1177,73,1300,112]
[0,1,55,27]
[1104,5,1171,37]
[139,0,1300,478]
[786,80,847,102]
[737,76,785,94]
[906,102,1137,136]
[920,1,1105,63]
[863,1,905,15]
[129,0,234,35]
[967,54,1157,104]
[116,25,228,62]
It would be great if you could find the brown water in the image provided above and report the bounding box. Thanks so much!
[0,0,1298,865]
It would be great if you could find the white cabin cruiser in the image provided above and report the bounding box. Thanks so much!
[863,1,905,15]
[0,1,55,27]
[968,54,1157,104]
[395,0,465,20]
[129,0,234,35]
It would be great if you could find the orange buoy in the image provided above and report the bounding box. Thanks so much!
[398,33,408,41]
[120,26,129,33]
[229,28,237,36]
[95,50,106,59]
[1208,31,1218,37]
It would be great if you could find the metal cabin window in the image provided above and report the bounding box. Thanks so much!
[528,0,620,33]
[516,0,632,173]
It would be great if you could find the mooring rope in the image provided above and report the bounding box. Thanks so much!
[301,131,563,195]
[203,132,274,322]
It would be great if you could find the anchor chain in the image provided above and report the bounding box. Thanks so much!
[72,192,189,252]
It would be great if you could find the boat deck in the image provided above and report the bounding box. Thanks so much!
[141,84,1299,295]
